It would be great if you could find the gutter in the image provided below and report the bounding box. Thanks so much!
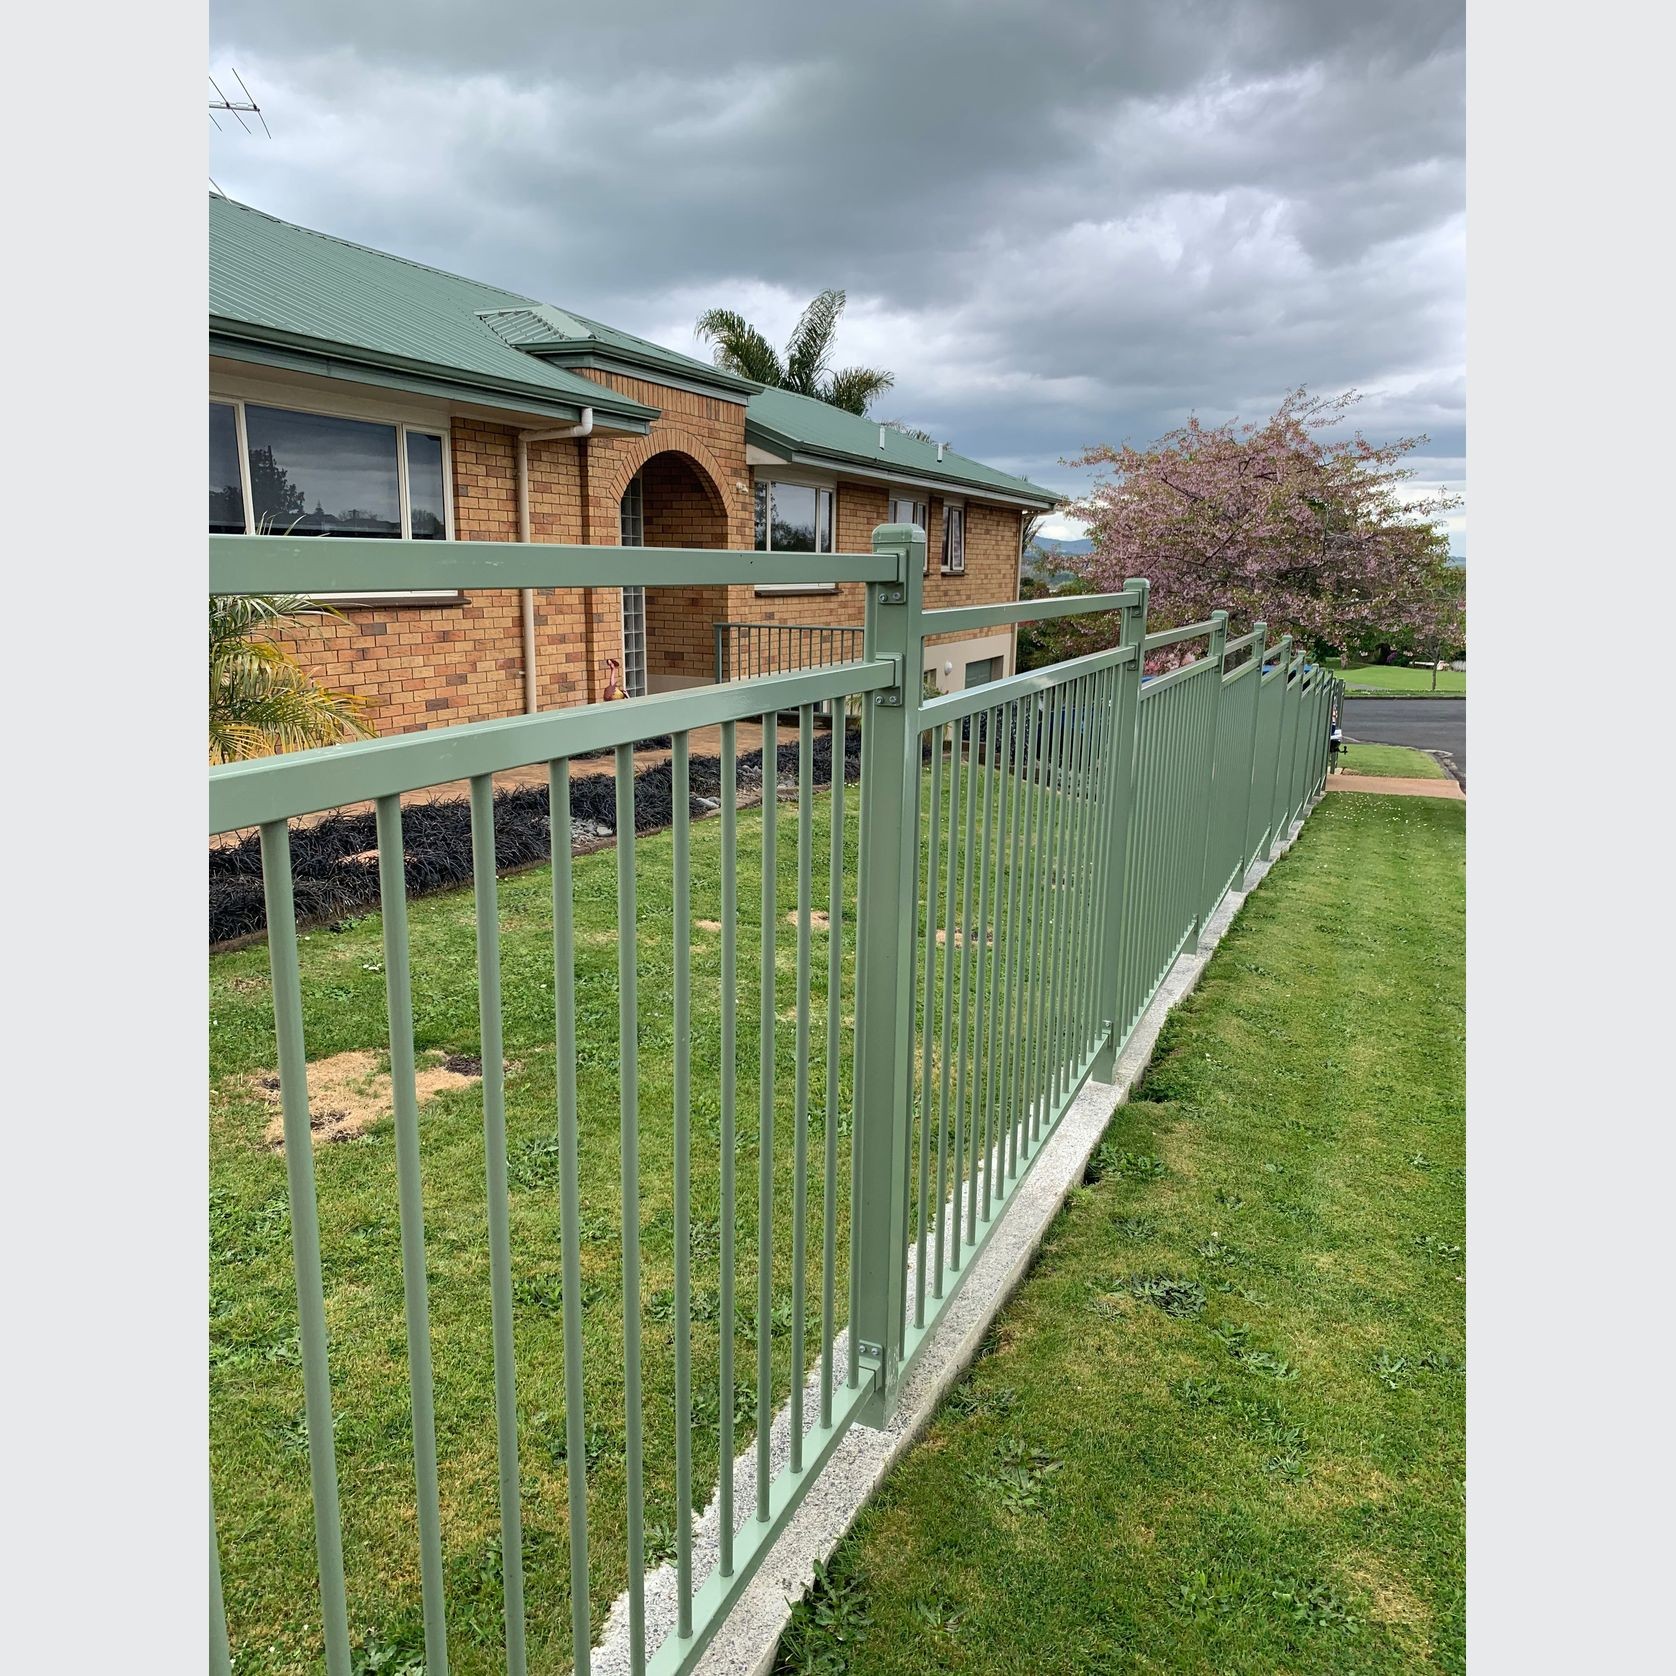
[516,409,595,713]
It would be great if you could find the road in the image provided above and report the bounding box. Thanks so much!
[1342,697,1466,775]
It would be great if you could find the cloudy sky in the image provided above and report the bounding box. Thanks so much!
[208,1,1465,553]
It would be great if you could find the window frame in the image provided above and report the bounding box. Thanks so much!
[752,468,840,594]
[941,498,967,575]
[888,496,930,574]
[207,384,460,605]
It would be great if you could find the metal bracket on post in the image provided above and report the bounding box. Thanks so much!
[850,524,924,1428]
[1092,578,1149,1085]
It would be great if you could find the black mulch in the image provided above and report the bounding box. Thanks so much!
[210,723,862,946]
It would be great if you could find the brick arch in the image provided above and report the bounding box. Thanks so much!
[601,430,731,525]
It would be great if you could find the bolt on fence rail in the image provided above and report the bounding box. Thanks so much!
[208,527,1339,1675]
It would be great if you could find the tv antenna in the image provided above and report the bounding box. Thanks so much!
[208,68,270,137]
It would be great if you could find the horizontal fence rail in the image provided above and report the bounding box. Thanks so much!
[714,622,865,685]
[208,527,1339,1675]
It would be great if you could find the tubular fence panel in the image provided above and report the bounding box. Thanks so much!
[714,622,865,684]
[208,529,1332,1676]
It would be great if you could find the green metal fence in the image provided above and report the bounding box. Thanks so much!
[714,621,864,684]
[208,525,1337,1676]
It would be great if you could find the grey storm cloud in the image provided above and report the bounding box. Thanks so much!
[209,0,1465,547]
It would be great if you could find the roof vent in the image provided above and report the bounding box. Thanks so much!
[937,442,946,461]
[879,425,887,449]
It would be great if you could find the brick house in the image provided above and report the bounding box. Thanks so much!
[210,195,1059,734]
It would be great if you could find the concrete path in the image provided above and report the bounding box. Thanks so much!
[1326,772,1464,800]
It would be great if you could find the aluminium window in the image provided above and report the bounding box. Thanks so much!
[888,497,929,573]
[942,502,966,574]
[753,477,837,593]
[208,397,456,600]
[618,473,648,697]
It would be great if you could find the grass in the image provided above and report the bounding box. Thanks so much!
[1341,662,1465,696]
[775,792,1466,1675]
[211,754,1034,1675]
[1337,742,1446,780]
[211,786,867,1675]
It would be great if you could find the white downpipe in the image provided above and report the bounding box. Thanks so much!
[515,408,594,712]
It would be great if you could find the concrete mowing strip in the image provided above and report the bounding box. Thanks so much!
[591,806,1316,1676]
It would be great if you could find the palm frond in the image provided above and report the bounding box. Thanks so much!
[822,365,896,416]
[783,289,846,396]
[693,308,784,386]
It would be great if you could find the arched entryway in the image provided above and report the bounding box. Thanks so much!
[617,450,729,695]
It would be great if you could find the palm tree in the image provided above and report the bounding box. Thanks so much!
[695,289,895,415]
[210,593,373,762]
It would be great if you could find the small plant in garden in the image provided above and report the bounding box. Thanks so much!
[210,592,372,761]
[775,1562,871,1675]
[967,1437,1064,1514]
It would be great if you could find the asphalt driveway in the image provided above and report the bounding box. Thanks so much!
[1342,697,1466,774]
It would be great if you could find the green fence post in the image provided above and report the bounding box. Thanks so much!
[1190,611,1229,948]
[1092,578,1148,1083]
[851,521,924,1427]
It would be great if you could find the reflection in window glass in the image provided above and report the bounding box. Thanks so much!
[244,405,401,537]
[754,481,835,553]
[210,402,245,533]
[406,431,447,539]
[943,505,965,572]
[770,482,818,551]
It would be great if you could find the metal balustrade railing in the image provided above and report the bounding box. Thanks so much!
[208,527,1338,1676]
[714,621,864,684]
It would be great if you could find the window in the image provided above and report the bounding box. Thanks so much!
[619,474,648,697]
[753,476,837,593]
[207,398,451,542]
[964,655,1003,688]
[889,496,929,573]
[754,480,834,553]
[942,503,966,574]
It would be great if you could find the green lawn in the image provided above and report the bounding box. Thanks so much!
[777,793,1465,1675]
[1338,742,1445,779]
[211,787,867,1674]
[1342,662,1465,696]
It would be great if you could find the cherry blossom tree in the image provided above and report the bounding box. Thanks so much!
[1063,388,1462,661]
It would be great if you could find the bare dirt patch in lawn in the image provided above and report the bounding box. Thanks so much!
[256,1048,496,1150]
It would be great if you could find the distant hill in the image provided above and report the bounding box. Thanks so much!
[1022,535,1091,593]
[1031,536,1093,557]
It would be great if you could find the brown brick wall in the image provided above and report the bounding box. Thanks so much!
[261,377,1026,738]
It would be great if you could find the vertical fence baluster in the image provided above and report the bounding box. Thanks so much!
[915,718,943,1328]
[211,1489,233,1676]
[997,699,1026,1182]
[757,709,777,1520]
[1006,695,1038,1174]
[612,749,646,1675]
[547,758,592,1674]
[791,708,813,1471]
[971,705,998,1221]
[951,708,979,1260]
[718,723,738,1571]
[374,794,450,1676]
[257,822,353,1676]
[672,734,694,1637]
[468,775,527,1676]
[821,705,844,1426]
[934,723,959,1294]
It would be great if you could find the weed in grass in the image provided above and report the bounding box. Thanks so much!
[1418,1347,1464,1375]
[944,1382,1018,1422]
[1111,1214,1159,1241]
[1086,1142,1167,1184]
[351,1628,425,1676]
[966,1437,1064,1514]
[1268,1577,1360,1638]
[1409,1154,1432,1170]
[1374,1352,1412,1390]
[1127,1274,1207,1319]
[775,1562,871,1676]
[1214,1187,1246,1212]
[1412,1233,1464,1264]
[643,1518,681,1568]
[908,1595,969,1635]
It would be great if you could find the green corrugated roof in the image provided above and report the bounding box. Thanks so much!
[209,196,653,421]
[480,303,757,396]
[210,196,1057,506]
[745,385,1058,508]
